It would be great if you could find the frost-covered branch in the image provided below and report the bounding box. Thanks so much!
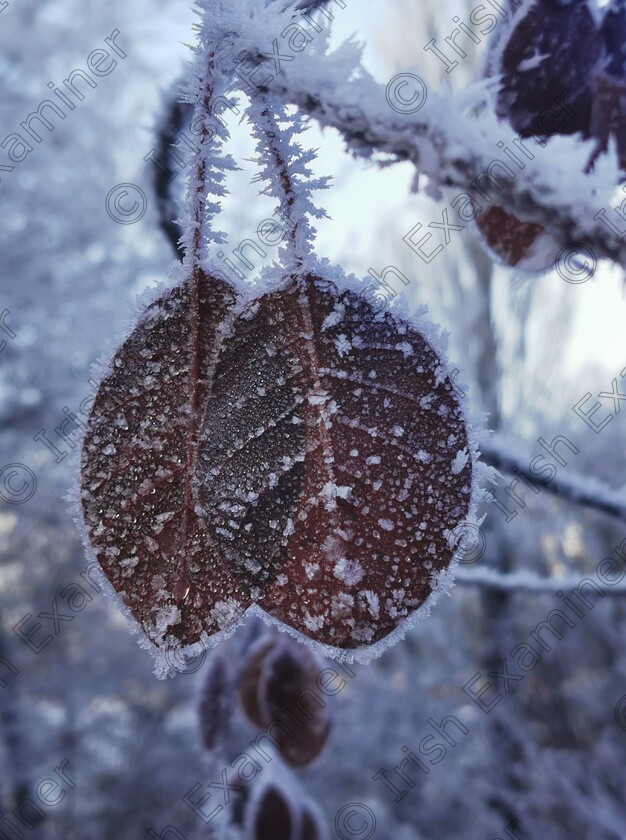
[271,75,625,264]
[224,0,626,267]
[455,566,626,594]
[481,434,626,522]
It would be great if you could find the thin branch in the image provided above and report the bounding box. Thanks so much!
[275,79,623,262]
[455,566,626,594]
[481,434,626,522]
[250,99,302,262]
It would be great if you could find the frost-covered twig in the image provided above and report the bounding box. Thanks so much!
[248,94,330,269]
[455,566,626,594]
[180,6,239,271]
[271,78,625,263]
[223,0,626,266]
[481,434,626,522]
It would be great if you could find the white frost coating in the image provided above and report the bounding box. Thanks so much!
[308,393,329,406]
[303,612,325,633]
[155,605,181,636]
[305,562,320,580]
[331,592,354,617]
[363,590,380,620]
[320,482,352,508]
[333,557,365,586]
[395,342,414,358]
[321,303,345,331]
[335,334,350,357]
[211,599,241,629]
[119,556,139,572]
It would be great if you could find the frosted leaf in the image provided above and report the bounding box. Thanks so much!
[81,271,474,657]
[474,0,605,271]
[80,271,248,649]
[195,274,472,650]
[199,652,233,751]
[493,0,601,138]
[238,633,331,768]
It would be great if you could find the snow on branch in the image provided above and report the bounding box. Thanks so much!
[481,434,626,523]
[224,0,626,267]
[455,566,626,595]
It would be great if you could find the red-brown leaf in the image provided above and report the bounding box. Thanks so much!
[238,634,331,767]
[81,271,247,648]
[81,272,472,655]
[196,275,472,648]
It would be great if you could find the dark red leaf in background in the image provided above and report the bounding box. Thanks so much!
[239,633,332,767]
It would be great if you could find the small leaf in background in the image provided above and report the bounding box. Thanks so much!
[199,652,233,751]
[496,0,601,137]
[250,785,294,840]
[245,773,329,840]
[474,0,605,271]
[239,633,332,767]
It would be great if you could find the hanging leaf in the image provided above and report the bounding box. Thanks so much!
[199,652,233,750]
[248,785,294,840]
[299,811,324,840]
[81,272,472,656]
[80,271,248,649]
[473,205,558,272]
[196,274,472,648]
[495,0,601,138]
[474,0,604,271]
[245,775,329,840]
[239,633,332,767]
[239,635,277,728]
